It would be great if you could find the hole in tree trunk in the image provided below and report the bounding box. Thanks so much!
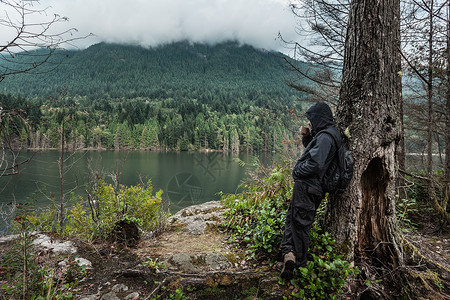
[358,157,394,267]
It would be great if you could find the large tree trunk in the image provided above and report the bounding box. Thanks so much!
[323,0,403,295]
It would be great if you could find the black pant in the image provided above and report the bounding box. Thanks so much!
[281,181,323,267]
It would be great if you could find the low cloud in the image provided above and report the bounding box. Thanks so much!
[43,0,298,52]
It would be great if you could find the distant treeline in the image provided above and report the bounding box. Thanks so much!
[1,93,305,153]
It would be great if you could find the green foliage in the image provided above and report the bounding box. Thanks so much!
[282,223,359,299]
[169,289,188,300]
[396,172,448,232]
[147,287,187,300]
[22,177,167,241]
[64,178,165,241]
[396,196,419,232]
[64,200,96,241]
[1,219,40,298]
[142,257,168,272]
[22,200,60,233]
[223,161,293,260]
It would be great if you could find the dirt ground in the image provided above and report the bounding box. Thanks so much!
[136,229,232,258]
[69,226,256,299]
[406,209,450,266]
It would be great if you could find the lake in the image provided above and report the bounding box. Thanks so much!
[0,151,275,234]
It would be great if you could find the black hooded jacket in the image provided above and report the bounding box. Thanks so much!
[292,102,341,195]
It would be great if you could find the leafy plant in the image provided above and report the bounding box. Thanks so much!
[223,161,292,260]
[1,201,49,299]
[63,178,166,241]
[147,287,187,300]
[142,257,167,271]
[22,177,168,242]
[169,288,187,300]
[396,196,418,232]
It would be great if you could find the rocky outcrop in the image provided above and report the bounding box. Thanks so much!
[168,200,226,235]
[32,233,78,254]
[86,200,286,299]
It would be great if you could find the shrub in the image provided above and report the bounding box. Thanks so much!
[24,178,167,242]
[65,178,166,241]
[223,161,292,260]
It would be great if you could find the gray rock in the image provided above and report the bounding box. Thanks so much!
[124,292,140,299]
[165,253,201,273]
[58,257,92,269]
[32,234,77,254]
[100,291,120,300]
[169,201,225,235]
[165,252,232,273]
[182,221,207,235]
[111,283,128,293]
[0,232,39,244]
[204,253,232,270]
[79,296,97,300]
[0,234,20,244]
[75,257,92,268]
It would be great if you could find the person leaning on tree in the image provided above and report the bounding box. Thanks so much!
[280,101,342,280]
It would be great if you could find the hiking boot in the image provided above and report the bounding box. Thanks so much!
[280,252,295,280]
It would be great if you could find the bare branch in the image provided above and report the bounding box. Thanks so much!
[0,0,91,80]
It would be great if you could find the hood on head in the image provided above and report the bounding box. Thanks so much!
[305,102,335,134]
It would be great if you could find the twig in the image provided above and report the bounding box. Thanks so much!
[399,169,431,181]
[0,152,35,172]
[144,278,168,300]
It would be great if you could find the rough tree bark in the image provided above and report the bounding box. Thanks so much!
[322,0,404,297]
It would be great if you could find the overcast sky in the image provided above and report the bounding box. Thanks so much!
[13,0,298,54]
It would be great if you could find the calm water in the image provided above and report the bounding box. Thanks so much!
[0,151,274,233]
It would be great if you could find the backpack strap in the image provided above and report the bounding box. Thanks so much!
[318,127,342,163]
[317,127,341,180]
[318,127,341,149]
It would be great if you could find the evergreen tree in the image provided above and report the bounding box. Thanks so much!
[140,126,150,150]
[231,128,239,154]
[19,127,28,148]
[179,132,190,151]
[93,126,103,149]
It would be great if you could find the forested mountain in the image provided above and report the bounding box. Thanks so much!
[1,41,308,152]
[2,41,302,101]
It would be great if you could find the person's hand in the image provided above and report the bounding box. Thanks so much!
[300,125,310,136]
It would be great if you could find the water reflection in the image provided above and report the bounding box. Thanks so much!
[0,151,275,214]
